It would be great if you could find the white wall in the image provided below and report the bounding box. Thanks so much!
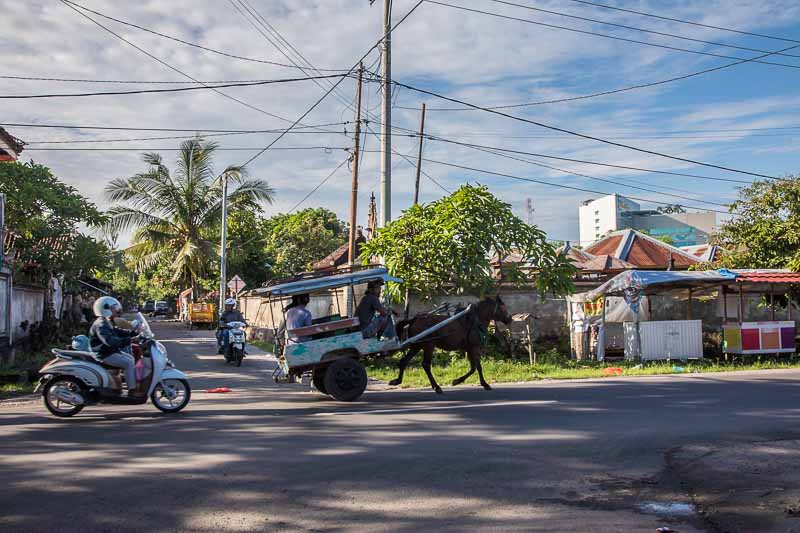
[11,286,45,340]
[579,194,639,247]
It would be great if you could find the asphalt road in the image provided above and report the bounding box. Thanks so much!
[2,320,800,532]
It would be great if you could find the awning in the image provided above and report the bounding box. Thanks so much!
[569,269,737,303]
[251,267,403,297]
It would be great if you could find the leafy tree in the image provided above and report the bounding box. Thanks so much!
[105,138,274,293]
[361,184,576,301]
[261,208,347,278]
[0,160,108,284]
[713,176,800,270]
[225,209,274,288]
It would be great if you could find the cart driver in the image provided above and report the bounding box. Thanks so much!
[356,280,395,339]
[217,298,246,354]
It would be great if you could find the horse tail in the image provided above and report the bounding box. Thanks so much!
[394,318,412,341]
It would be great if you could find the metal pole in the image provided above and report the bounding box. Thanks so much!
[379,0,392,227]
[0,193,5,269]
[219,174,229,313]
[413,103,426,205]
[738,283,745,324]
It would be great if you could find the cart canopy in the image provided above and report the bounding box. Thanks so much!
[251,267,403,297]
[570,269,737,303]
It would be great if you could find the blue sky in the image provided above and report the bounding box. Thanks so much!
[3,0,800,244]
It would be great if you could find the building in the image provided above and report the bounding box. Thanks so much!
[579,193,719,247]
[0,127,24,162]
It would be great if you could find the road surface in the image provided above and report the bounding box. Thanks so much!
[2,320,799,532]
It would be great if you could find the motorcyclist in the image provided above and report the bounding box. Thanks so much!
[217,298,245,354]
[88,296,141,396]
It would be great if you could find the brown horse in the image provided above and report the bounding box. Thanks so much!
[389,297,512,394]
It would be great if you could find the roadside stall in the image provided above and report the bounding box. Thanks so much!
[568,269,737,361]
[720,271,800,356]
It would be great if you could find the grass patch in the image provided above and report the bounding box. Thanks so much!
[250,340,275,353]
[0,383,34,399]
[363,350,800,388]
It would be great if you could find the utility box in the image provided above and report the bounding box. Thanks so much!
[624,319,703,360]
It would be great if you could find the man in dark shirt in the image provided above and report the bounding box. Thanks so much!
[356,280,395,339]
[217,298,246,354]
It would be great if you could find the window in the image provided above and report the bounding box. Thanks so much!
[594,210,599,216]
[595,218,600,223]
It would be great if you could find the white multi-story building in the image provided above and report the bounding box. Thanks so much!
[579,194,640,247]
[579,194,719,248]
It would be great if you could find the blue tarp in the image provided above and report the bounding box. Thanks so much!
[570,269,737,303]
[251,267,403,297]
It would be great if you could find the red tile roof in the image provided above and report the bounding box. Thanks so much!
[735,271,800,284]
[627,236,697,268]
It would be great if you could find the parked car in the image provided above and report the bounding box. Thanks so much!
[153,301,169,317]
[143,301,155,315]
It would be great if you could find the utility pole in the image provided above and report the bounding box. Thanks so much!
[347,64,364,316]
[219,174,229,312]
[379,0,392,227]
[413,102,426,205]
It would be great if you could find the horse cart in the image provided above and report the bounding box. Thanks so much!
[251,267,470,401]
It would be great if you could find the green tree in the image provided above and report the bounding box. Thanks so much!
[262,208,347,278]
[713,176,800,270]
[361,184,576,301]
[105,138,274,293]
[0,160,108,284]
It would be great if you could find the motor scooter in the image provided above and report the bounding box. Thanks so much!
[35,313,191,418]
[220,321,247,367]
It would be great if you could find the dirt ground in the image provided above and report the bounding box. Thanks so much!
[668,435,800,532]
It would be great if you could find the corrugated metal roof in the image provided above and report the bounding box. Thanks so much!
[585,235,622,256]
[627,237,697,268]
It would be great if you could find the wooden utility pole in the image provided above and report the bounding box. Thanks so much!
[413,102,426,205]
[348,63,364,266]
[379,0,392,226]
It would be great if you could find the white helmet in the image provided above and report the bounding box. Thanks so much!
[224,298,237,307]
[93,296,122,318]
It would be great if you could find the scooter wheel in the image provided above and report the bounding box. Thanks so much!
[151,379,191,413]
[43,376,86,417]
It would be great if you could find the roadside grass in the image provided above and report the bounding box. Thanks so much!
[0,383,34,399]
[250,340,274,353]
[362,350,800,388]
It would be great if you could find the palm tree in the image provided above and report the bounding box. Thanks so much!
[105,138,274,293]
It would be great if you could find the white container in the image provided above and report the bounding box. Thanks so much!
[623,320,703,360]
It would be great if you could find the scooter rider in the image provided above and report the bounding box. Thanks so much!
[89,296,141,397]
[217,298,245,354]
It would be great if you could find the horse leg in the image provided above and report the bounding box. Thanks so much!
[452,350,476,386]
[388,346,421,386]
[421,347,442,394]
[472,349,492,391]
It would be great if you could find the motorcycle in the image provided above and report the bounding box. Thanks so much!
[220,321,247,367]
[35,313,191,418]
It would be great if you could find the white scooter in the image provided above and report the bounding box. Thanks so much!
[220,321,247,367]
[35,313,191,418]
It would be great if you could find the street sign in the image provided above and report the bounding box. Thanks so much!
[227,275,246,294]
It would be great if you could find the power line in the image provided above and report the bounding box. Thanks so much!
[0,74,349,99]
[0,75,300,84]
[420,157,732,214]
[60,0,350,72]
[562,0,800,44]
[467,142,731,207]
[426,1,800,69]
[24,146,349,152]
[483,0,800,59]
[384,77,782,180]
[24,129,348,144]
[419,134,753,184]
[289,157,352,212]
[1,122,348,133]
[59,0,328,130]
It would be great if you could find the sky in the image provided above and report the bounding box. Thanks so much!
[3,0,800,245]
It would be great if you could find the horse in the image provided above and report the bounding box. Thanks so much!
[389,296,512,394]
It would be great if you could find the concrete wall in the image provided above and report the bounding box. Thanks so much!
[11,285,45,340]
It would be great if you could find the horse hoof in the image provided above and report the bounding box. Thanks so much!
[434,386,443,394]
[451,379,461,387]
[388,379,401,386]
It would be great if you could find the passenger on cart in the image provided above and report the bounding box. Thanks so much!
[356,280,395,339]
[285,293,313,343]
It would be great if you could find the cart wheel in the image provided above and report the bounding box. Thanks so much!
[323,358,367,402]
[312,366,328,395]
